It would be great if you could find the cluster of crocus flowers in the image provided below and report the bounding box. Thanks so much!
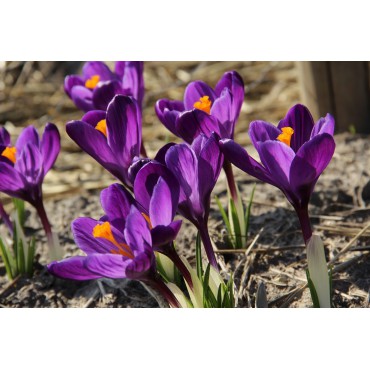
[0,124,61,258]
[64,61,144,112]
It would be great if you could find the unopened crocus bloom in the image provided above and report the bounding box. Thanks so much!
[0,124,61,256]
[64,61,144,112]
[220,104,335,243]
[66,95,141,187]
[48,205,180,307]
[155,71,244,144]
[165,133,224,269]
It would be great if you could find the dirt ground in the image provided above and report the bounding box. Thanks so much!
[0,61,369,308]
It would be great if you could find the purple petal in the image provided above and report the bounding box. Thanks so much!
[151,220,182,249]
[15,143,44,184]
[122,62,145,107]
[154,143,176,165]
[40,123,60,173]
[149,176,179,227]
[92,80,125,111]
[258,140,295,191]
[290,133,335,203]
[0,162,27,199]
[66,121,125,182]
[134,162,175,212]
[64,75,84,98]
[70,85,94,112]
[82,61,115,81]
[214,71,245,123]
[106,95,141,168]
[114,61,126,78]
[219,139,274,185]
[84,254,131,279]
[155,99,184,137]
[125,250,155,280]
[249,120,282,150]
[210,89,233,135]
[176,110,220,144]
[124,206,152,253]
[48,256,102,280]
[278,104,315,152]
[81,110,106,127]
[127,157,151,185]
[311,114,335,138]
[100,183,135,221]
[184,81,217,111]
[15,126,39,153]
[71,217,125,255]
[0,127,11,146]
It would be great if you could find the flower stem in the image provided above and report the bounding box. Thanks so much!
[223,159,238,204]
[198,224,219,271]
[146,275,181,308]
[35,201,61,260]
[164,244,193,289]
[295,206,313,245]
[0,201,13,234]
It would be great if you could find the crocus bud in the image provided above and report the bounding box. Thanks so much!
[307,234,331,308]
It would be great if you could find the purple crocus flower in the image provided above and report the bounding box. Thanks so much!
[155,71,244,143]
[66,95,141,187]
[0,124,61,256]
[48,204,180,307]
[220,104,336,243]
[64,61,144,112]
[165,133,224,269]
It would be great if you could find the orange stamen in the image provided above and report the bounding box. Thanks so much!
[85,75,100,89]
[141,213,153,230]
[1,146,16,164]
[277,127,294,147]
[95,119,107,137]
[93,222,134,259]
[193,96,212,114]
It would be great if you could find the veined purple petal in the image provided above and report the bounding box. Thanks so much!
[290,133,335,203]
[0,127,10,146]
[82,61,115,81]
[106,95,141,168]
[149,176,179,227]
[124,206,152,253]
[278,104,315,152]
[210,89,233,137]
[154,143,176,165]
[125,250,155,280]
[15,126,39,154]
[81,110,106,127]
[311,114,335,138]
[249,120,282,150]
[100,183,135,221]
[92,80,125,111]
[122,62,144,108]
[64,75,84,98]
[0,162,28,199]
[258,140,295,191]
[128,157,152,185]
[114,61,126,78]
[176,110,220,144]
[219,139,275,185]
[40,123,60,173]
[155,99,184,137]
[184,81,216,111]
[151,220,182,249]
[214,70,245,123]
[70,85,94,112]
[84,254,131,279]
[15,143,44,185]
[48,256,102,280]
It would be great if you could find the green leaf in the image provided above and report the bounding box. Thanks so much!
[26,237,35,277]
[229,196,242,249]
[13,198,25,227]
[329,267,334,308]
[217,285,223,307]
[0,237,14,280]
[244,183,256,236]
[214,195,234,246]
[202,263,211,307]
[155,253,170,283]
[17,238,25,275]
[196,231,203,280]
[306,269,320,308]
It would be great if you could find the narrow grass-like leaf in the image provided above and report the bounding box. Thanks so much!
[329,267,334,308]
[229,197,242,249]
[214,195,234,246]
[196,231,203,280]
[13,199,25,227]
[155,253,170,283]
[0,238,13,280]
[306,269,320,308]
[17,238,25,275]
[202,263,211,307]
[244,183,256,237]
[217,285,223,307]
[26,237,35,277]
